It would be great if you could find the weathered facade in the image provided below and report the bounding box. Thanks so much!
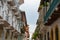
[33,0,60,40]
[21,11,29,40]
[0,0,29,40]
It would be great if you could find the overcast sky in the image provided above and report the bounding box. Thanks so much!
[19,0,40,38]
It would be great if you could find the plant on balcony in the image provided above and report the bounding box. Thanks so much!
[38,4,44,11]
[32,29,40,39]
[39,4,43,9]
[32,32,38,39]
[44,2,49,6]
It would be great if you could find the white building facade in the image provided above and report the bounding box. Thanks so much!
[0,0,24,40]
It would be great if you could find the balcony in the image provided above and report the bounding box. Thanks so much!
[7,0,15,6]
[0,19,4,25]
[13,0,24,5]
[19,0,24,5]
[14,12,19,17]
[44,0,60,22]
[0,19,5,29]
[44,4,60,25]
[11,6,17,12]
[11,6,19,17]
[0,19,10,28]
[17,16,20,20]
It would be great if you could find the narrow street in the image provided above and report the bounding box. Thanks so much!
[0,0,60,40]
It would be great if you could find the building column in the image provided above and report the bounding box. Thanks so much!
[18,35,20,40]
[10,31,13,40]
[53,27,55,40]
[49,29,51,40]
[58,26,60,40]
[43,34,45,40]
[12,35,14,40]
[0,31,1,40]
[12,33,15,40]
[46,33,47,40]
[11,32,14,40]
[42,34,43,40]
[10,31,12,40]
[7,30,12,40]
[6,30,9,40]
[2,27,7,40]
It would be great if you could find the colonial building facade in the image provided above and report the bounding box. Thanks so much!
[0,0,30,40]
[20,11,29,40]
[33,0,60,40]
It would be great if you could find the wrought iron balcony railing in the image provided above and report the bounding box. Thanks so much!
[0,0,23,33]
[44,0,60,23]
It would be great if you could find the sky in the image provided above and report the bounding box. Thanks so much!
[19,0,40,38]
